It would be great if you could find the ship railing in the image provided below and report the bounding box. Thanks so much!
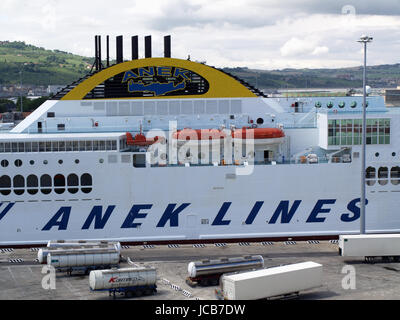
[148,155,351,168]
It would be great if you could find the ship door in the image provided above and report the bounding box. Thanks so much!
[37,122,42,133]
[264,150,273,163]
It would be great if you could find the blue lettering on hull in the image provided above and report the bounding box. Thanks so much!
[8,198,368,232]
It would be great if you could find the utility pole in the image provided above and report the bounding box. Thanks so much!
[357,35,373,234]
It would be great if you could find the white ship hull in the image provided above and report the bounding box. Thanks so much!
[1,151,398,246]
[0,54,399,246]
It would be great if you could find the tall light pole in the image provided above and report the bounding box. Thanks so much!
[358,35,373,234]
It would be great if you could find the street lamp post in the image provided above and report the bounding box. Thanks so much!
[358,35,373,234]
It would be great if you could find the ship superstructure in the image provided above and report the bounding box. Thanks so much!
[0,36,399,246]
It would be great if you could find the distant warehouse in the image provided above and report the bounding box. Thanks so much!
[385,86,400,107]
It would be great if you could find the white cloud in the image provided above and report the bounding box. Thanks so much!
[312,46,329,56]
[0,0,398,70]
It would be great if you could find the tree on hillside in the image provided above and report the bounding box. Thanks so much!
[0,99,16,113]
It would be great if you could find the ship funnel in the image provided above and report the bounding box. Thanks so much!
[164,35,171,58]
[145,35,152,58]
[106,35,110,67]
[116,35,123,64]
[132,36,139,60]
[94,35,104,70]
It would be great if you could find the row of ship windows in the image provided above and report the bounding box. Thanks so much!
[81,100,244,117]
[328,119,391,146]
[366,167,400,186]
[0,140,118,153]
[0,174,93,196]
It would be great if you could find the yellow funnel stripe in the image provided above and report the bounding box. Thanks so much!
[61,58,257,100]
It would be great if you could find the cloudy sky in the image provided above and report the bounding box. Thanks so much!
[0,0,399,70]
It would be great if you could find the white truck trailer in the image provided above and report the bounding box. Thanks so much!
[219,261,323,300]
[89,267,157,299]
[47,247,120,275]
[339,234,400,263]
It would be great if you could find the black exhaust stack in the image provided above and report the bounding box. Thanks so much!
[98,35,102,70]
[164,35,171,58]
[145,36,152,58]
[116,35,123,64]
[106,35,110,67]
[94,35,99,71]
[132,36,139,60]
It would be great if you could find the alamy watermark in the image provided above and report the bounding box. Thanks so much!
[341,265,356,290]
[41,265,56,290]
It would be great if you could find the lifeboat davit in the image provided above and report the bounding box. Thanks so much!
[232,128,285,145]
[126,132,162,146]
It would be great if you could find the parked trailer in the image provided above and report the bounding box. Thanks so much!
[218,261,323,300]
[47,248,120,275]
[339,234,400,263]
[47,240,121,251]
[38,244,121,264]
[186,255,264,287]
[89,267,157,299]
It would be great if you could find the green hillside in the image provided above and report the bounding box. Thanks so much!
[0,40,399,89]
[0,41,94,85]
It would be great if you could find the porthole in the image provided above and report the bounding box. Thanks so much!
[27,175,39,195]
[75,159,80,164]
[1,160,9,168]
[351,101,357,108]
[338,102,345,108]
[315,102,322,108]
[99,159,104,164]
[67,174,79,194]
[327,102,334,109]
[14,159,22,167]
[0,175,11,196]
[43,160,48,165]
[81,173,92,194]
[375,153,380,157]
[391,167,400,185]
[392,152,396,157]
[378,167,388,186]
[40,174,52,195]
[54,174,66,195]
[30,160,35,165]
[366,167,376,186]
[257,118,264,125]
[58,160,63,165]
[13,175,25,195]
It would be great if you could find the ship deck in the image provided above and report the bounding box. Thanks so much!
[1,240,400,300]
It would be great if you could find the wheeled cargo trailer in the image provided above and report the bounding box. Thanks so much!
[219,261,323,300]
[339,234,400,263]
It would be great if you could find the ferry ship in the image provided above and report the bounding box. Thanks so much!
[0,36,399,247]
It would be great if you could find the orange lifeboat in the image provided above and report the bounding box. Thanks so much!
[232,128,285,145]
[126,132,161,146]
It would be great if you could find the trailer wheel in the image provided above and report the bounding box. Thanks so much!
[133,289,143,297]
[199,279,210,286]
[365,256,375,264]
[144,288,153,296]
